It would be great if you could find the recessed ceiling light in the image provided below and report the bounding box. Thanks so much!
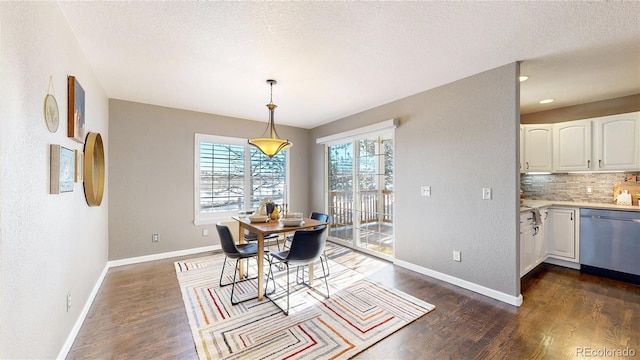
[519,75,529,82]
[539,98,555,104]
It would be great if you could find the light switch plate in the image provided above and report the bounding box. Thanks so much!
[453,250,461,262]
[421,186,431,197]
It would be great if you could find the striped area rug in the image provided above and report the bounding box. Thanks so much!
[175,245,435,359]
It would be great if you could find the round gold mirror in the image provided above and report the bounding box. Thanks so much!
[83,132,105,206]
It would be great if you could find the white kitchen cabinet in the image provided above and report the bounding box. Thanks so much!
[535,209,547,264]
[546,207,578,262]
[520,212,534,277]
[593,112,640,171]
[520,210,545,277]
[519,126,525,173]
[553,119,592,171]
[523,125,553,172]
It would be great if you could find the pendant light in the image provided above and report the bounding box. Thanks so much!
[248,79,293,158]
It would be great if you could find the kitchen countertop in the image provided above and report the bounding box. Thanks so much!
[520,199,640,213]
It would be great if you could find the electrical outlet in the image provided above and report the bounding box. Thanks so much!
[421,186,431,197]
[586,187,593,194]
[453,250,461,262]
[66,292,71,312]
[152,234,159,242]
[482,187,492,200]
[202,228,209,236]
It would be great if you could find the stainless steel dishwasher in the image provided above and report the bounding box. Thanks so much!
[580,208,640,279]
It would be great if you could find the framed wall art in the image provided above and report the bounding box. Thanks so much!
[44,76,59,133]
[75,150,83,182]
[67,75,86,143]
[50,145,75,194]
[44,94,59,133]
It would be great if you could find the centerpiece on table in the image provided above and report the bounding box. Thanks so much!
[257,198,281,220]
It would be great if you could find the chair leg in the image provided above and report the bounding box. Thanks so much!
[323,251,330,277]
[228,256,261,305]
[319,256,330,299]
[219,256,228,287]
[230,259,240,304]
[264,257,277,296]
[285,264,290,315]
[264,258,291,315]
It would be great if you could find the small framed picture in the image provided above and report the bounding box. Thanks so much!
[67,75,86,143]
[50,145,75,194]
[75,150,84,182]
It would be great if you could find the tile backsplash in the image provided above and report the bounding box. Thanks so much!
[521,172,640,204]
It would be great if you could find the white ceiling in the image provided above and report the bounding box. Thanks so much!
[58,1,640,129]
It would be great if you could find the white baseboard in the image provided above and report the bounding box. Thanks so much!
[544,257,580,270]
[107,245,220,268]
[393,259,523,307]
[57,245,221,359]
[57,263,109,360]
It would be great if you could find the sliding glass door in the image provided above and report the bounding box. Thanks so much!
[327,133,394,259]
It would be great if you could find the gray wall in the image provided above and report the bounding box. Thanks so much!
[310,63,521,299]
[108,100,311,260]
[1,2,110,358]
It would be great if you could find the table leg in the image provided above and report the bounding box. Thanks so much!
[238,222,245,280]
[257,233,264,301]
[308,263,314,286]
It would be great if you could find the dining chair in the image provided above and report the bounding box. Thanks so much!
[264,227,329,315]
[216,224,270,305]
[245,230,281,251]
[284,212,330,277]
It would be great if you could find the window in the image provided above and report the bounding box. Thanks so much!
[194,134,287,224]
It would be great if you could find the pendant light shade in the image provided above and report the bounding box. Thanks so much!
[248,79,292,158]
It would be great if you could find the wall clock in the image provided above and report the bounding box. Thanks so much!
[44,94,59,133]
[83,132,105,206]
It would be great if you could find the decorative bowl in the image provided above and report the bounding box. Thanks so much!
[286,212,304,219]
[280,218,303,227]
[248,215,268,223]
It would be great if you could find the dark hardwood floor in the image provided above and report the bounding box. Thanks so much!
[66,245,640,360]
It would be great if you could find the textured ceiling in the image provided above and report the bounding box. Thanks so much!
[58,1,640,129]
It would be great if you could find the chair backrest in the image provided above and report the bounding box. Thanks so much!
[216,224,239,255]
[309,212,329,230]
[287,227,326,264]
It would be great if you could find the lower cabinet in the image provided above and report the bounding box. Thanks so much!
[520,207,580,278]
[546,207,578,262]
[520,210,545,277]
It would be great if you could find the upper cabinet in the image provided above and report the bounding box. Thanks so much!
[553,119,592,172]
[521,111,640,173]
[593,112,640,171]
[523,125,553,172]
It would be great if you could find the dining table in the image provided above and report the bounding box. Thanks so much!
[231,215,328,301]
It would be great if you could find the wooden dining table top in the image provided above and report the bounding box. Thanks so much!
[231,216,327,235]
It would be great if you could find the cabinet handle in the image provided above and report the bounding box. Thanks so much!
[526,162,529,169]
[587,160,590,168]
[599,159,602,168]
[570,212,573,221]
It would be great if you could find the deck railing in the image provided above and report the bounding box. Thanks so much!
[329,190,393,228]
